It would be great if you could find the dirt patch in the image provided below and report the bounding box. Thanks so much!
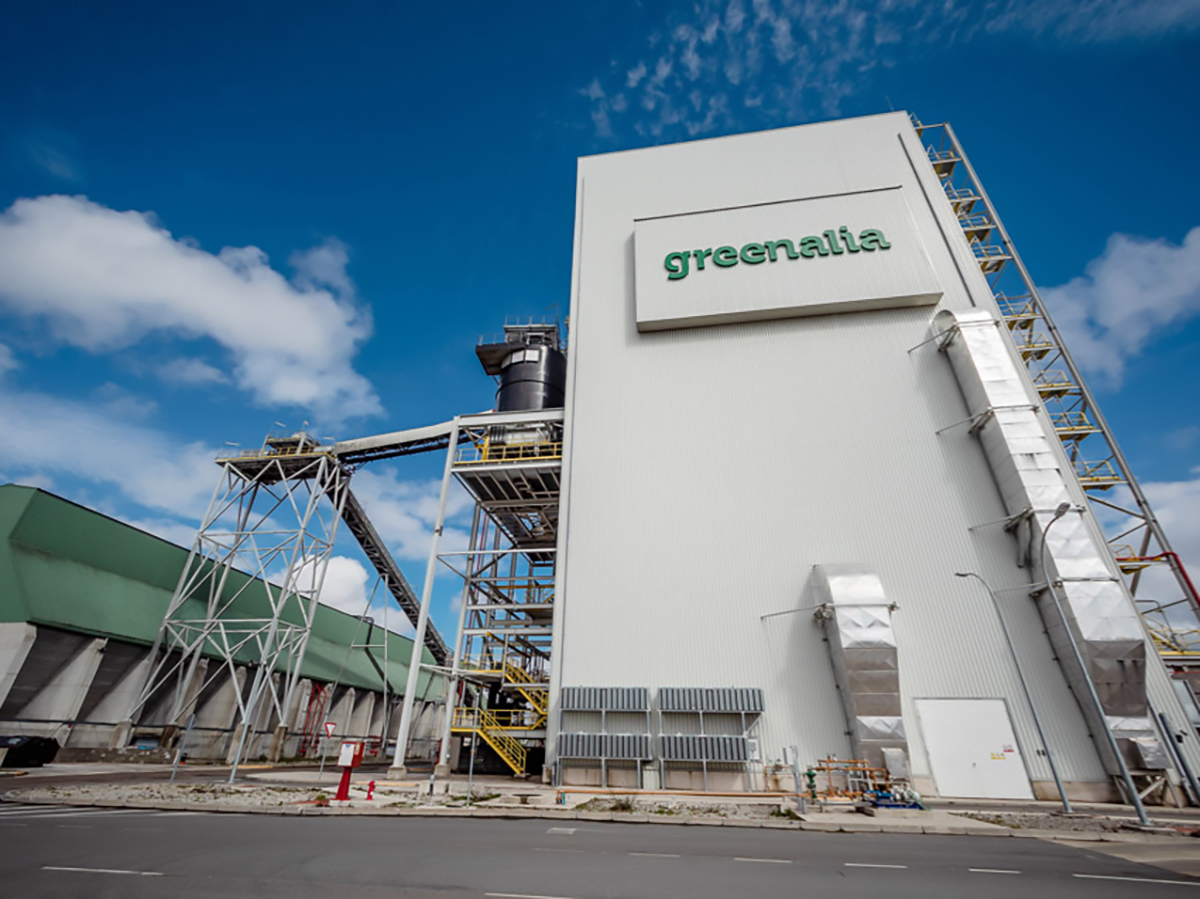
[6,781,517,810]
[957,811,1183,835]
[575,796,777,819]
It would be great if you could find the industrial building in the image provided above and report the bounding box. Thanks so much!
[2,111,1199,809]
[0,485,443,764]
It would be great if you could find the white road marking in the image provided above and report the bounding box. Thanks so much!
[545,827,576,834]
[55,824,94,829]
[735,857,793,864]
[970,868,1020,874]
[30,809,141,819]
[150,811,201,816]
[0,806,80,816]
[43,866,163,877]
[845,863,908,869]
[1074,873,1200,887]
[0,822,27,827]
[486,893,575,899]
[629,852,681,858]
[532,848,584,853]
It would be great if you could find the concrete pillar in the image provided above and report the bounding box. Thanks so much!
[329,687,357,736]
[225,723,248,765]
[20,637,107,729]
[0,623,37,708]
[98,652,155,749]
[349,691,375,738]
[284,678,311,732]
[196,666,246,761]
[267,724,289,762]
[195,667,245,729]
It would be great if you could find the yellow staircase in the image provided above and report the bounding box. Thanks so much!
[502,661,548,727]
[452,707,527,775]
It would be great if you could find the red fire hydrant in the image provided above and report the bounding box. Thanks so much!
[366,780,376,801]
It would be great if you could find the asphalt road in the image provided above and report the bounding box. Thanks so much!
[0,803,1195,897]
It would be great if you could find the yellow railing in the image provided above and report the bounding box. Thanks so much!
[451,707,527,774]
[503,661,548,718]
[456,441,563,465]
[1030,370,1075,393]
[1075,459,1123,487]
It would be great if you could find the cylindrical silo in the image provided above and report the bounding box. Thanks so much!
[496,345,567,411]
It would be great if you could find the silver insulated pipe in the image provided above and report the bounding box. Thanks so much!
[813,563,910,777]
[933,309,1163,780]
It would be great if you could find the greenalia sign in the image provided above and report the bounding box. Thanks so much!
[633,188,940,332]
[664,227,891,281]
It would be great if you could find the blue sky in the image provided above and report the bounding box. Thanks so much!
[1,0,1199,641]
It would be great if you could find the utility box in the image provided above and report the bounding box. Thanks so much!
[337,740,365,768]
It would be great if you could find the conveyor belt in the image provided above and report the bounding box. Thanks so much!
[340,487,449,665]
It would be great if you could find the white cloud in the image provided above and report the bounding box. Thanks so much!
[291,552,416,636]
[1041,226,1200,387]
[159,357,229,386]
[0,195,380,425]
[986,0,1200,42]
[315,555,371,616]
[1143,473,1200,576]
[26,138,80,181]
[1130,472,1200,630]
[92,382,158,419]
[0,344,16,376]
[351,467,472,563]
[581,0,1200,140]
[0,381,218,517]
[1166,426,1200,451]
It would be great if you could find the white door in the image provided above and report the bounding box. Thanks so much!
[915,698,1034,800]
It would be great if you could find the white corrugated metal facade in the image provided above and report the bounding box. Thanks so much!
[548,111,1199,797]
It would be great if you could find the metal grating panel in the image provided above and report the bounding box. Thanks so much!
[557,732,652,760]
[659,687,764,713]
[560,686,649,711]
[659,734,749,762]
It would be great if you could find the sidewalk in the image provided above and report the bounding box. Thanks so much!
[4,763,1200,848]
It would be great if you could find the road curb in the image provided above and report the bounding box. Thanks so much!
[0,791,1182,840]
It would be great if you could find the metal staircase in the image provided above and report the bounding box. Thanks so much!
[912,116,1200,662]
[452,706,528,774]
[503,660,548,727]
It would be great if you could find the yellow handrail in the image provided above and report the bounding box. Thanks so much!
[452,707,527,774]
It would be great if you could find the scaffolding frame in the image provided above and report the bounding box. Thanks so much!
[913,117,1200,661]
[129,434,350,773]
[434,409,563,775]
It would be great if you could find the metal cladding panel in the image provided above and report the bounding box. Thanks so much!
[561,686,649,711]
[659,686,763,713]
[659,734,749,762]
[558,732,652,760]
[552,111,1121,785]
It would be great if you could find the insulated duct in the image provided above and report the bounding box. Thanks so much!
[813,564,909,773]
[934,309,1161,774]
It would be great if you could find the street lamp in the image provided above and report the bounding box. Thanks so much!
[1038,502,1152,826]
[955,571,1072,813]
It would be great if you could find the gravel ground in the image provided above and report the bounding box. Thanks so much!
[7,782,543,809]
[574,796,787,819]
[958,810,1196,835]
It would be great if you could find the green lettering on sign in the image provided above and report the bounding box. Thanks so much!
[663,227,891,281]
